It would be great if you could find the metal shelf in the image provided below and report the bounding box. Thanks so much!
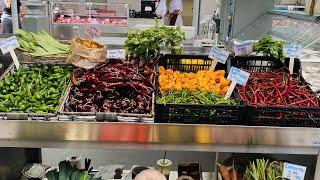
[0,120,320,154]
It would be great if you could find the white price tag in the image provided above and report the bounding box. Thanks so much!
[284,43,301,74]
[224,67,250,99]
[282,162,306,180]
[227,67,250,86]
[107,49,126,60]
[0,36,19,55]
[284,43,302,58]
[234,40,254,56]
[0,36,20,70]
[209,46,229,64]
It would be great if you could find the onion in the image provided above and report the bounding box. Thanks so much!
[134,169,166,180]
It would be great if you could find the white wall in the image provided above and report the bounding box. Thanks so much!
[199,0,217,21]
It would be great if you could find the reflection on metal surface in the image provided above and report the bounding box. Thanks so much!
[0,121,320,148]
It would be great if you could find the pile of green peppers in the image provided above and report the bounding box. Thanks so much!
[0,64,71,113]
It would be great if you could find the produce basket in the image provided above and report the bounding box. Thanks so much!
[231,56,320,127]
[19,52,68,64]
[0,63,72,120]
[155,54,246,125]
[58,60,155,122]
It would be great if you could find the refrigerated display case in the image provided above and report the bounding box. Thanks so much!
[50,2,129,39]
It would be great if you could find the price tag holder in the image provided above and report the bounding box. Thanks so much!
[225,67,250,99]
[233,40,254,56]
[284,43,301,74]
[282,162,306,180]
[209,46,229,71]
[0,36,20,70]
[107,49,126,60]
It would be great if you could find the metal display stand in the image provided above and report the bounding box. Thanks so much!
[0,120,320,178]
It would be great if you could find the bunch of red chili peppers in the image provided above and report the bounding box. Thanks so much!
[237,68,319,107]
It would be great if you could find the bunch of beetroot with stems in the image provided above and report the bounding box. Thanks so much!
[64,59,156,114]
[237,68,319,107]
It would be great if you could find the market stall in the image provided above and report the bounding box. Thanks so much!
[0,0,320,179]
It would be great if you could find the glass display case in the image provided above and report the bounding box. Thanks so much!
[234,11,320,57]
[50,2,129,39]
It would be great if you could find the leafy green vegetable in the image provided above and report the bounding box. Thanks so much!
[244,159,283,180]
[14,29,70,57]
[157,90,237,105]
[46,160,100,180]
[125,21,186,62]
[253,35,285,62]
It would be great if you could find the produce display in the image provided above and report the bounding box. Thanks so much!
[14,29,70,57]
[0,65,70,113]
[64,59,154,114]
[157,90,237,105]
[237,68,319,107]
[156,66,236,105]
[125,22,186,63]
[55,16,127,26]
[253,36,285,62]
[158,66,230,95]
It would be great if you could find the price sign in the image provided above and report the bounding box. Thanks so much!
[0,36,20,70]
[284,43,302,58]
[284,43,301,74]
[209,46,229,64]
[85,25,101,39]
[234,40,254,56]
[107,49,126,60]
[225,67,250,99]
[282,162,306,180]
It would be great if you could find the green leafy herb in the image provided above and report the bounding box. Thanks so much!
[253,35,285,62]
[125,20,186,62]
[244,159,283,180]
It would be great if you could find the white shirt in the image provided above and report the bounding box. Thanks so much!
[155,0,167,19]
[169,0,183,26]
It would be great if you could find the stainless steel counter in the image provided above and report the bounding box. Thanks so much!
[0,120,319,154]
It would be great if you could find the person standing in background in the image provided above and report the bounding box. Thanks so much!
[0,0,21,33]
[169,0,183,26]
[155,0,167,24]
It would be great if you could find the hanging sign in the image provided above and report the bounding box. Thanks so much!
[225,67,250,99]
[0,36,20,70]
[282,162,306,180]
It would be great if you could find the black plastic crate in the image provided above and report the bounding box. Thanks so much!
[231,55,320,127]
[155,54,245,125]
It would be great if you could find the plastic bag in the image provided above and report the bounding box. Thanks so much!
[67,37,107,69]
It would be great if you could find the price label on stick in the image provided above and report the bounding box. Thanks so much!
[233,40,254,56]
[208,46,229,71]
[225,67,250,99]
[284,43,301,74]
[85,25,101,39]
[0,36,20,70]
[107,49,126,60]
[282,162,306,180]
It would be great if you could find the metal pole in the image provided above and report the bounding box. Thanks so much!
[11,0,19,30]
